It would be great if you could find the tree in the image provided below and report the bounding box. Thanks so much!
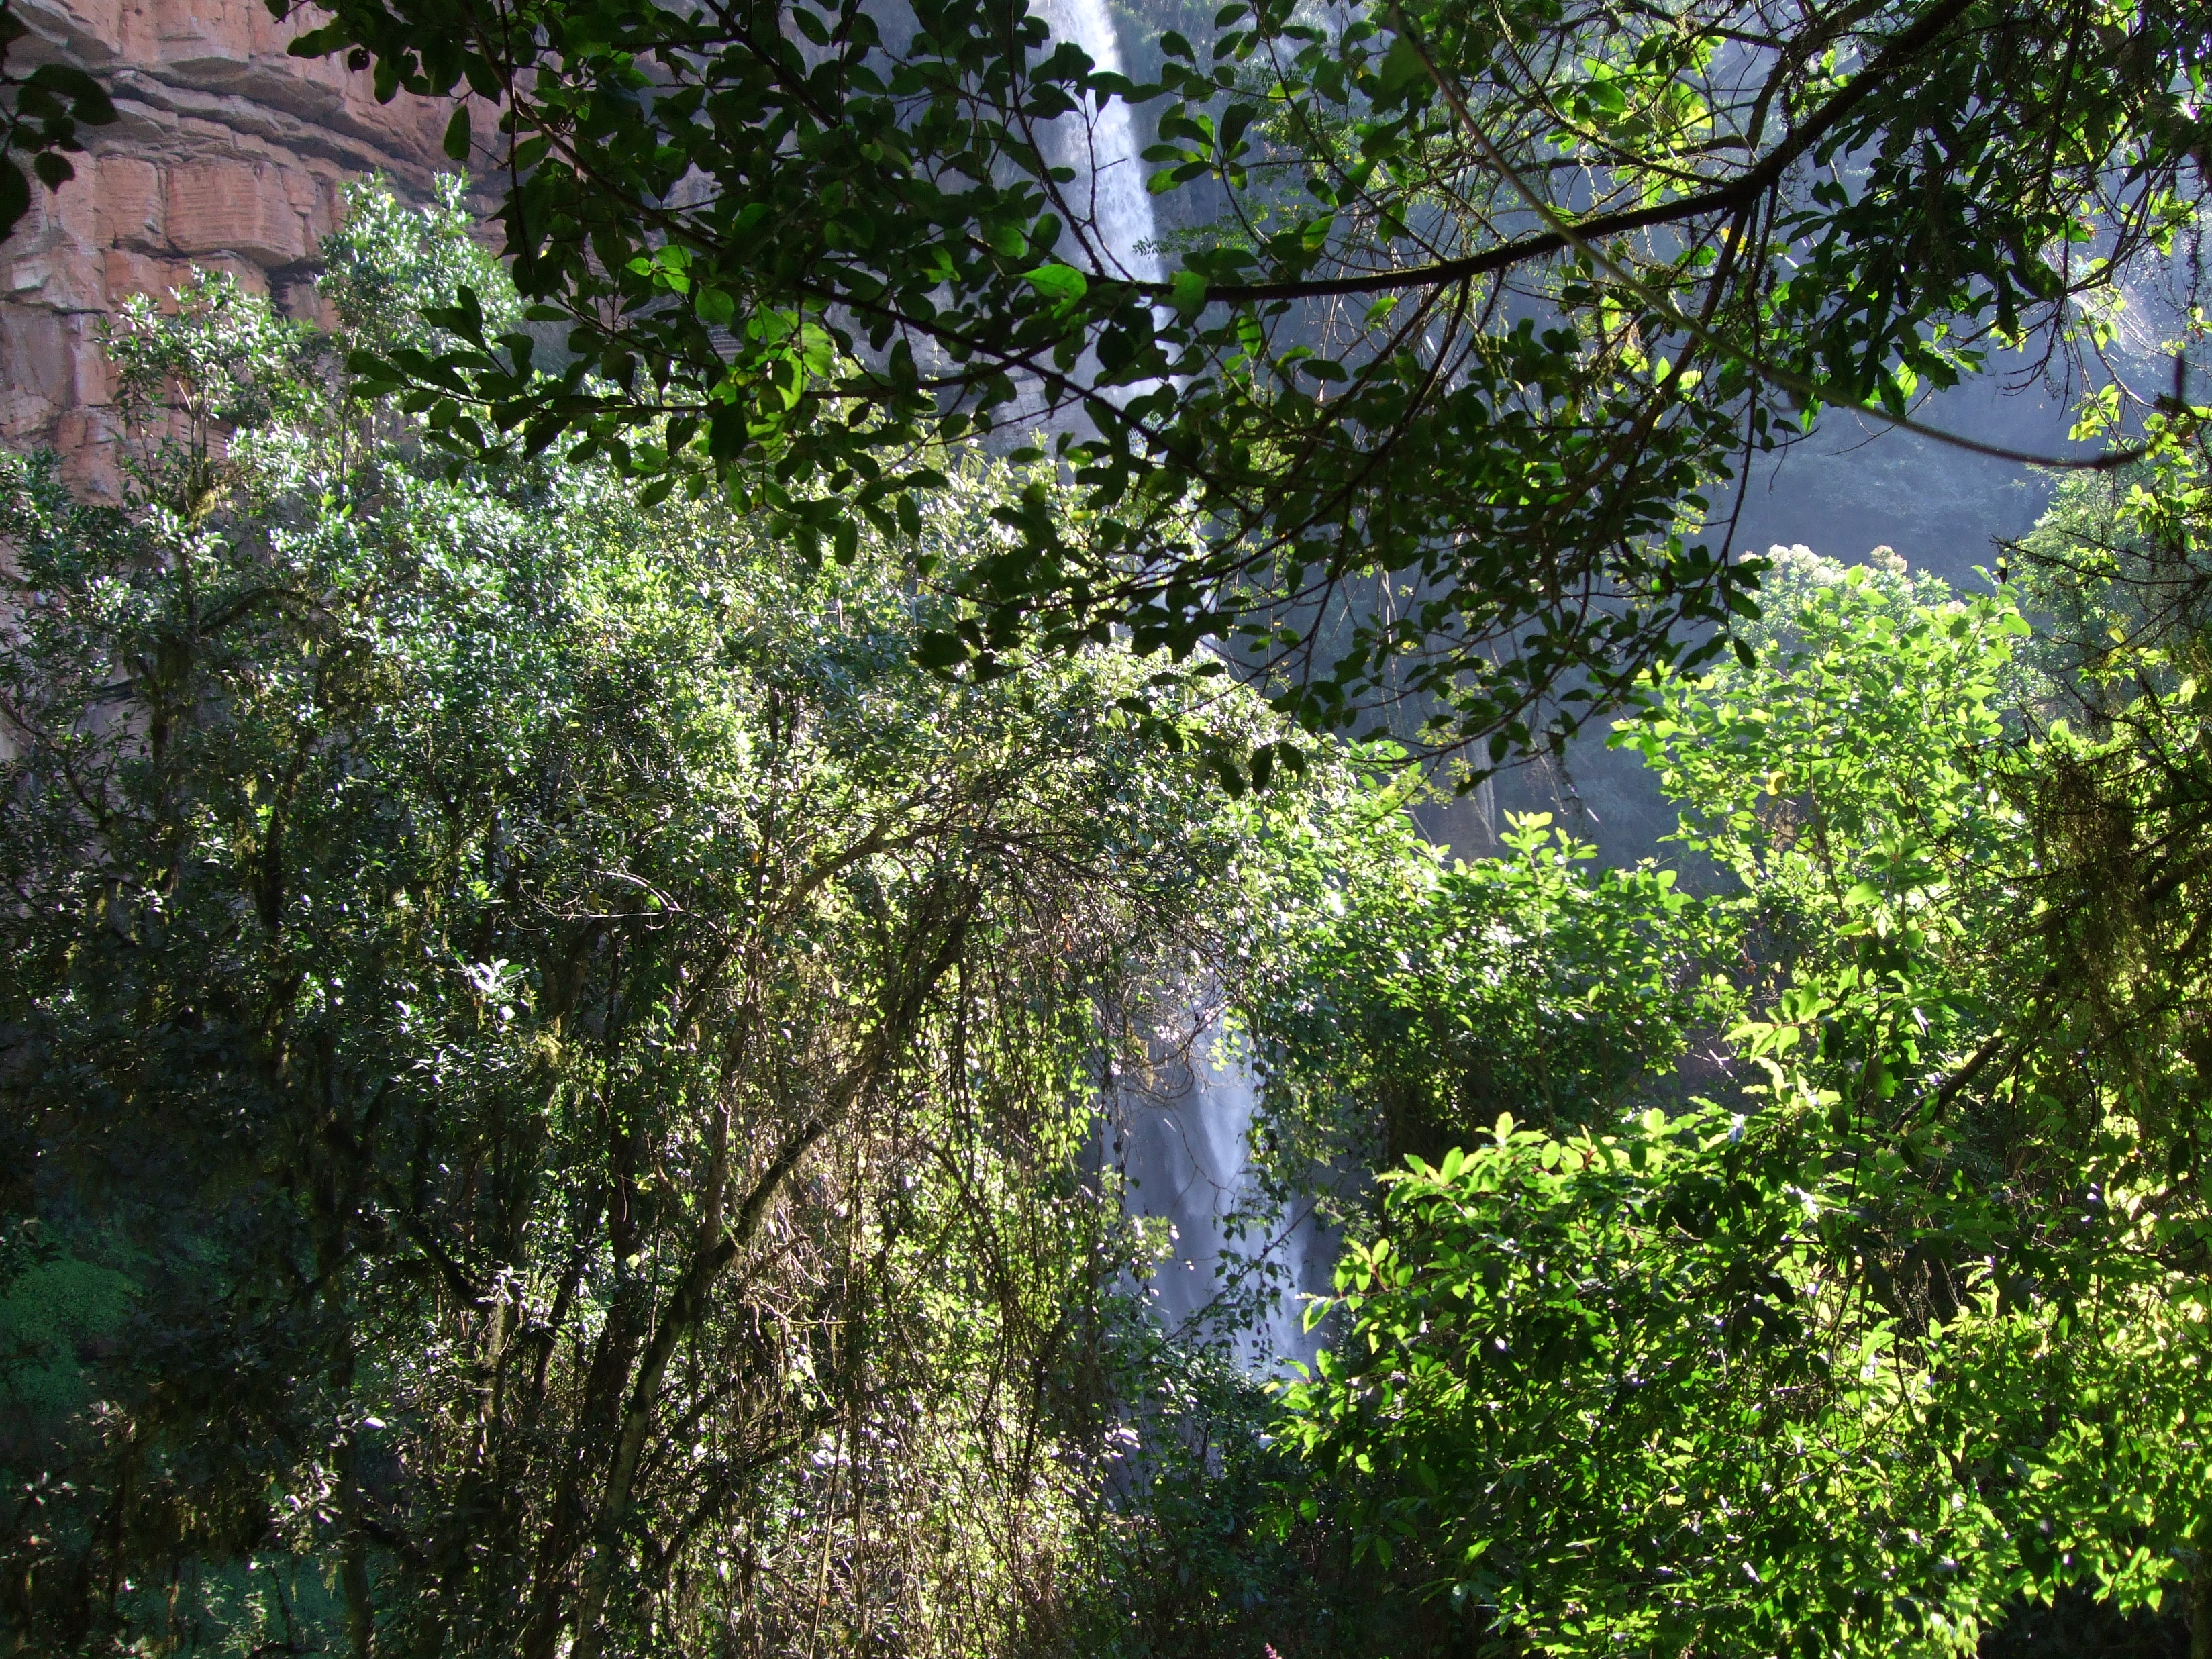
[149,0,2212,771]
[0,186,1333,1657]
[1273,520,2212,1656]
[1236,806,1728,1174]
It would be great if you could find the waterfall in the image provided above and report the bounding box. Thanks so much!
[1026,0,1321,1374]
[1028,0,1165,286]
[1014,0,1172,429]
[1117,1019,1328,1375]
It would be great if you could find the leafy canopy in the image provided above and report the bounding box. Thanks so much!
[223,0,2212,773]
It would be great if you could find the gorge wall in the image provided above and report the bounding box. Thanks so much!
[2,0,456,489]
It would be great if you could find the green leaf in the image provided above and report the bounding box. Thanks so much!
[913,630,968,670]
[695,285,736,327]
[1170,268,1208,319]
[1025,262,1089,312]
[1377,34,1430,97]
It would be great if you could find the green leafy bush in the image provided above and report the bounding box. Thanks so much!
[1277,534,2212,1657]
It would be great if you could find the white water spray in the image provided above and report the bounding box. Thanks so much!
[1025,1,1320,1372]
[1116,1019,1327,1375]
[1029,0,1165,286]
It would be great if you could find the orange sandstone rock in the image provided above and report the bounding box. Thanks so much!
[2,0,471,489]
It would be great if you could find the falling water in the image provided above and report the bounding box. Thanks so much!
[1012,0,1174,428]
[1115,1019,1329,1375]
[1027,0,1165,286]
[1025,0,1321,1372]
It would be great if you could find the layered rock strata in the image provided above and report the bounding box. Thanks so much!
[3,0,460,487]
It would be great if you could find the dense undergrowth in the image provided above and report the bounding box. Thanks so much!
[5,182,2212,1659]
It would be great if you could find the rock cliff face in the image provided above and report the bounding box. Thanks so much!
[2,0,456,487]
